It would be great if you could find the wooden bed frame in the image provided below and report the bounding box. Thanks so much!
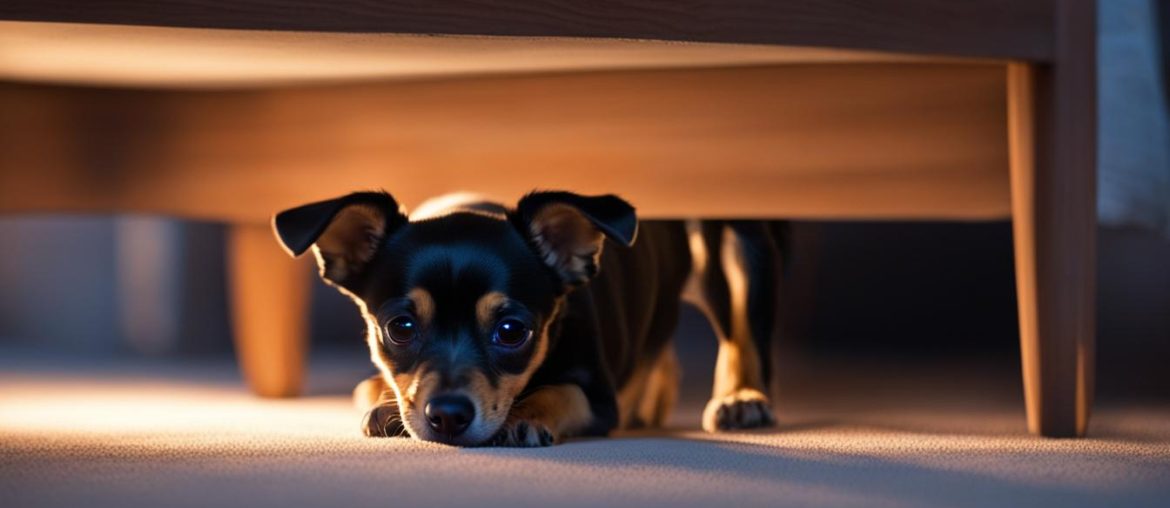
[0,1,1096,437]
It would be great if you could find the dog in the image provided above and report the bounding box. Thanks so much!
[272,190,781,446]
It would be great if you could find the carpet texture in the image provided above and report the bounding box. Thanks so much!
[2,354,1168,508]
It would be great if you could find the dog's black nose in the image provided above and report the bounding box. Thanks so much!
[424,394,474,437]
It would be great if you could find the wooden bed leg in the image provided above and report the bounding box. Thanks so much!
[1006,0,1096,438]
[227,222,312,398]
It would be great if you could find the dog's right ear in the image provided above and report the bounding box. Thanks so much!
[272,192,407,289]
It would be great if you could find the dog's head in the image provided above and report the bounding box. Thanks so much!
[273,191,636,445]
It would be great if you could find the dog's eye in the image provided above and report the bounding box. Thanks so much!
[384,316,417,346]
[492,318,532,348]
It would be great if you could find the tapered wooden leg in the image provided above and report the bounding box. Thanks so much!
[227,222,312,398]
[1006,0,1096,438]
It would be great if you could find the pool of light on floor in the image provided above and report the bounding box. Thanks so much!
[0,379,352,437]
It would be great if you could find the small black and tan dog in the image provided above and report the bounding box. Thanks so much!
[273,190,781,446]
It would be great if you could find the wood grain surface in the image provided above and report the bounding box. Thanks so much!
[1,63,1010,222]
[0,0,1053,60]
[1008,0,1097,438]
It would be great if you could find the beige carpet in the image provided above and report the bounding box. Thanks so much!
[2,353,1168,508]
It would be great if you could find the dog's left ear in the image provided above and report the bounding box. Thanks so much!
[272,191,407,290]
[514,191,637,288]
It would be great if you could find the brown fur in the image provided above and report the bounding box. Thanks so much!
[495,384,594,446]
[312,204,386,281]
[475,291,508,330]
[617,343,680,429]
[408,288,435,327]
[363,298,564,443]
[354,375,403,437]
[528,203,605,285]
[462,301,563,443]
[682,221,775,432]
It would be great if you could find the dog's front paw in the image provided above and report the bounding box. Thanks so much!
[362,405,406,438]
[702,388,776,432]
[487,419,556,447]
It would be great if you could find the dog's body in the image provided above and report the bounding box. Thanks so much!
[274,191,780,446]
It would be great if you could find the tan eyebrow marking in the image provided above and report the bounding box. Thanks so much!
[475,291,508,329]
[408,288,435,325]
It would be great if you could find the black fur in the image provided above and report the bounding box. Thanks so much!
[273,191,780,445]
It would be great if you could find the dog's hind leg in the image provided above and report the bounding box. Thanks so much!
[354,375,406,437]
[618,342,681,429]
[683,220,778,432]
[640,343,680,428]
